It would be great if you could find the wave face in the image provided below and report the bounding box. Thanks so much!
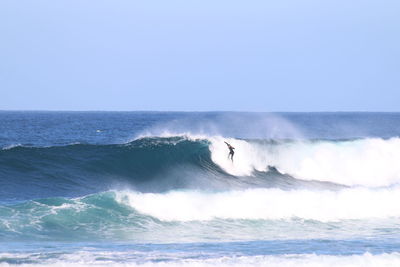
[0,137,221,200]
[2,135,400,202]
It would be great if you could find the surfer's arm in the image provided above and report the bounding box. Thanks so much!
[224,141,234,149]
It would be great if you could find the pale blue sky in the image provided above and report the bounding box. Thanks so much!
[1,0,399,111]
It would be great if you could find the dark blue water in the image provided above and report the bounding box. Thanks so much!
[2,112,400,148]
[1,111,400,266]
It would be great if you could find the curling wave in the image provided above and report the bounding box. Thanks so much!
[2,135,400,202]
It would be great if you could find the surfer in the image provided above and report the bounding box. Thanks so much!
[224,141,235,161]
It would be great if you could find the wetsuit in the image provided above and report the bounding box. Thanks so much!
[225,142,235,161]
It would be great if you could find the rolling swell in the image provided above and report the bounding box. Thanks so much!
[0,137,227,201]
[4,135,400,202]
[2,135,335,202]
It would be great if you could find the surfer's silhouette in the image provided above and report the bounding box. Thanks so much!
[224,141,235,162]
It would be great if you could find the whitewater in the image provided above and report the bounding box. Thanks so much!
[1,111,400,266]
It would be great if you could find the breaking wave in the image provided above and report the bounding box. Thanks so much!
[2,134,400,242]
[2,135,400,199]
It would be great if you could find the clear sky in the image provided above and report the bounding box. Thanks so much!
[1,0,399,111]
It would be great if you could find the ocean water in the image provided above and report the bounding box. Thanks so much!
[1,111,400,266]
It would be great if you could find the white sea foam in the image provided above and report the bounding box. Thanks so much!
[208,137,400,187]
[115,186,400,222]
[1,144,22,150]
[1,252,400,267]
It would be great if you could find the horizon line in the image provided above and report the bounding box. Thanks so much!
[1,109,399,113]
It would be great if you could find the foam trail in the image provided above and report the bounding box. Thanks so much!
[209,137,400,187]
[1,252,399,267]
[116,187,400,222]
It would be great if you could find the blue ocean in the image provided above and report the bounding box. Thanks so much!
[1,111,400,266]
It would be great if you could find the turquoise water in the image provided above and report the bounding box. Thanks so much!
[1,112,400,266]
